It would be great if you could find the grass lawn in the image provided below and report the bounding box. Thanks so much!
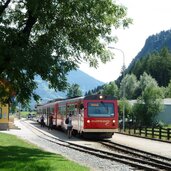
[0,133,89,171]
[20,111,36,118]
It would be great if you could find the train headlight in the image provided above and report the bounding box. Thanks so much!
[87,120,90,123]
[112,120,115,123]
[99,95,103,99]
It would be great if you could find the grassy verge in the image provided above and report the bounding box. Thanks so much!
[20,111,36,118]
[0,133,89,171]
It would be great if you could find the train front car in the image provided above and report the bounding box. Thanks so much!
[83,94,118,139]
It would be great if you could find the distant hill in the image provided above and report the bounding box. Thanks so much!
[33,69,104,105]
[115,29,171,86]
[127,29,171,72]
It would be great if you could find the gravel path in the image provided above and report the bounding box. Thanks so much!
[112,133,171,159]
[2,119,133,171]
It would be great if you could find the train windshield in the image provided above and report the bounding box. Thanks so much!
[87,102,114,117]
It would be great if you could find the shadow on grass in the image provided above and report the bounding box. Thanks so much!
[0,145,67,171]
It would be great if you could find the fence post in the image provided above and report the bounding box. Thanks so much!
[152,127,154,138]
[167,128,170,140]
[139,127,141,136]
[159,127,162,139]
[128,125,131,134]
[134,126,136,134]
[145,127,147,137]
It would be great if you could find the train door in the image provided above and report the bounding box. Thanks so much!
[66,100,82,132]
[66,102,77,128]
[54,103,58,127]
[78,103,84,133]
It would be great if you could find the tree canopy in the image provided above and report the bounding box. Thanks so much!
[119,73,139,99]
[0,0,131,104]
[67,83,82,98]
[102,81,119,98]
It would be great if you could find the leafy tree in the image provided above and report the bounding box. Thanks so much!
[67,83,82,98]
[138,72,158,96]
[165,80,171,97]
[160,86,167,98]
[131,72,164,126]
[119,74,139,99]
[0,0,131,104]
[118,99,132,122]
[133,86,163,126]
[102,81,119,98]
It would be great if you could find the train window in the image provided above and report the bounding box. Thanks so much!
[67,104,75,111]
[87,102,114,117]
[47,107,50,114]
[50,107,54,113]
[59,106,66,115]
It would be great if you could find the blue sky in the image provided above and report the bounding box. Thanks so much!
[79,0,171,83]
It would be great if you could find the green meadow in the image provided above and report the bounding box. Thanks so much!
[0,133,89,171]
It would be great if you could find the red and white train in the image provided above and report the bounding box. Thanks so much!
[36,94,119,138]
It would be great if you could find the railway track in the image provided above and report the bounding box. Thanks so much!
[22,120,171,171]
[101,140,171,171]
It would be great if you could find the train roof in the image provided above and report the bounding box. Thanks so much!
[84,94,117,100]
[37,94,117,107]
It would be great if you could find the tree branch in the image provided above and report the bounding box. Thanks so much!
[0,0,11,16]
[22,10,37,39]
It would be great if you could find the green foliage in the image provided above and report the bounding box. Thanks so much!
[139,72,158,90]
[67,83,82,98]
[119,74,139,99]
[85,85,104,96]
[102,81,119,98]
[133,86,164,126]
[118,99,132,121]
[165,80,171,97]
[136,72,158,97]
[131,47,171,87]
[0,0,131,105]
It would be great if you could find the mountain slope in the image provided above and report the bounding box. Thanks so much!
[128,29,171,71]
[34,69,104,103]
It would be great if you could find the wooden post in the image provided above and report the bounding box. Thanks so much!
[167,128,170,140]
[145,127,147,137]
[152,127,154,138]
[128,125,130,134]
[139,127,141,135]
[134,126,136,134]
[159,127,162,139]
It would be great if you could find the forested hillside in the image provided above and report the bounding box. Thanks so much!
[130,48,171,87]
[125,29,171,87]
[128,29,171,71]
[88,29,171,95]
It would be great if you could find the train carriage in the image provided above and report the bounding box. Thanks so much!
[37,94,118,139]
